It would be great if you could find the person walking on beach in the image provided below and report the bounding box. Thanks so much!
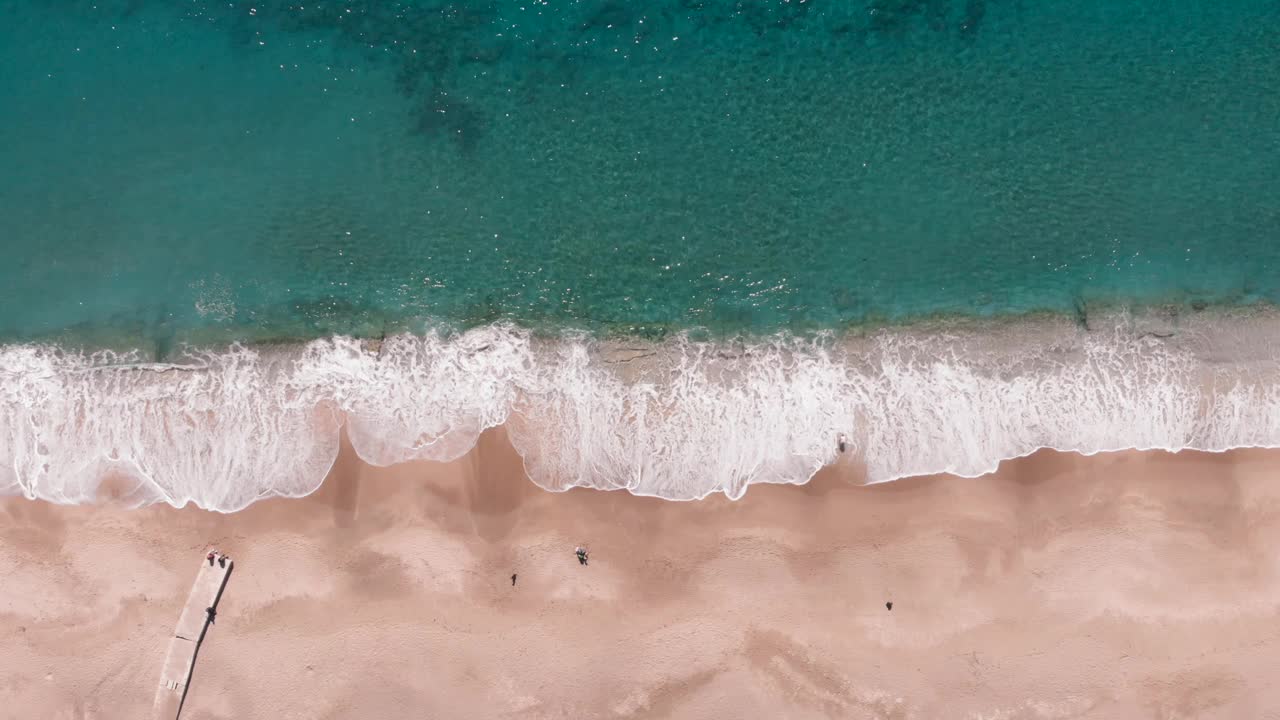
[511,573,518,586]
[575,546,589,566]
[206,607,217,624]
[207,551,216,566]
[218,555,228,568]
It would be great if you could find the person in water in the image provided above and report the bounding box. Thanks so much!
[575,547,589,566]
[836,433,848,454]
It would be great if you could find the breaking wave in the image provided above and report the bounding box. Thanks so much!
[3,309,1280,511]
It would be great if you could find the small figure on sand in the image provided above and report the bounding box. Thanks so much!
[206,606,217,624]
[207,551,216,566]
[885,601,893,611]
[218,555,228,568]
[575,546,589,566]
[511,573,518,586]
[836,433,848,454]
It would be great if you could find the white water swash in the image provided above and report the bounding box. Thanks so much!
[2,308,1279,512]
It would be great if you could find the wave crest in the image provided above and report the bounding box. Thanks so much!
[2,311,1278,510]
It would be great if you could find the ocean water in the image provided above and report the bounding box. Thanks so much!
[2,0,1279,509]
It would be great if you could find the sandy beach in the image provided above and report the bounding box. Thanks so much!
[3,428,1280,720]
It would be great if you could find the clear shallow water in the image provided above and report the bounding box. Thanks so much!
[2,0,1278,343]
[3,1,1280,509]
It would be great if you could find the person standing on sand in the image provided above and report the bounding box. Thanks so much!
[575,546,589,566]
[511,573,518,586]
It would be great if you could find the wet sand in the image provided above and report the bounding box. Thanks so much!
[2,429,1280,719]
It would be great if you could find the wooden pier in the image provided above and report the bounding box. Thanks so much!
[152,550,234,719]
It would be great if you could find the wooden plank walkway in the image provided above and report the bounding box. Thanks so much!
[152,550,234,720]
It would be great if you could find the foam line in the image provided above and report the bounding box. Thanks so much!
[2,310,1278,510]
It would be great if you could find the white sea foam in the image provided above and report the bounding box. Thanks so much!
[2,310,1279,511]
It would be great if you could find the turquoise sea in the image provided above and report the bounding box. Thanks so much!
[2,0,1280,509]
[2,0,1278,344]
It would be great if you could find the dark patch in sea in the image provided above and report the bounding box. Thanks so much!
[736,0,815,36]
[867,0,927,35]
[72,0,999,161]
[1071,295,1091,331]
[960,0,987,36]
[866,0,989,36]
[412,84,484,156]
[583,1,636,32]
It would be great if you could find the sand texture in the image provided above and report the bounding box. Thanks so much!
[3,429,1280,719]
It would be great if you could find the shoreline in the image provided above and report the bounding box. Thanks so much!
[5,304,1280,510]
[4,434,1280,717]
